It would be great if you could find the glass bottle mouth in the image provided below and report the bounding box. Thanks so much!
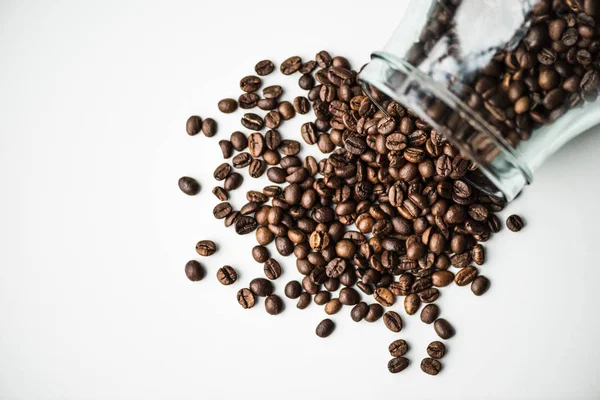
[359,52,534,202]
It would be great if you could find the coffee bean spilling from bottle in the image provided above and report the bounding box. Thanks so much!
[179,48,532,374]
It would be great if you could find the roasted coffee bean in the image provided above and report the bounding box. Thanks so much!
[383,311,403,332]
[471,275,491,296]
[237,288,255,309]
[455,266,478,286]
[264,110,282,129]
[249,159,267,178]
[224,211,240,227]
[419,288,440,303]
[388,357,410,374]
[431,270,454,287]
[316,50,333,68]
[235,216,257,235]
[297,292,311,309]
[224,172,243,191]
[299,74,315,90]
[195,240,217,256]
[314,291,331,305]
[339,287,360,305]
[351,302,369,322]
[365,303,384,322]
[506,214,524,232]
[178,176,200,195]
[434,318,455,339]
[324,298,342,315]
[255,60,275,76]
[218,98,237,113]
[293,96,310,114]
[240,75,261,93]
[258,98,278,111]
[202,118,217,137]
[404,293,420,315]
[263,85,283,99]
[219,140,233,158]
[252,245,269,263]
[316,318,335,337]
[265,294,283,315]
[238,93,260,109]
[250,277,273,297]
[280,140,301,155]
[241,113,264,130]
[471,244,485,265]
[232,152,252,168]
[214,163,232,181]
[278,101,296,120]
[427,341,446,359]
[216,265,237,285]
[281,56,302,75]
[185,260,204,281]
[421,358,442,375]
[263,258,282,280]
[213,202,232,219]
[186,115,202,136]
[420,304,440,324]
[389,339,409,357]
[229,131,246,151]
[374,287,394,307]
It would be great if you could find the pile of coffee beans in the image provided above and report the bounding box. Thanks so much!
[180,49,528,375]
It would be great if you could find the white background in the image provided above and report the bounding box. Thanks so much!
[1,1,600,399]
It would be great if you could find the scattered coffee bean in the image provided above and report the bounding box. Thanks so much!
[297,292,311,309]
[178,176,200,195]
[212,186,228,201]
[240,75,261,93]
[351,302,369,322]
[186,115,202,136]
[374,287,394,307]
[202,118,217,137]
[252,246,269,263]
[434,318,455,339]
[427,341,446,359]
[237,288,255,309]
[365,303,384,322]
[255,60,275,76]
[281,56,302,75]
[404,293,420,315]
[249,277,273,297]
[506,214,524,232]
[388,339,409,357]
[263,85,283,99]
[216,265,237,285]
[185,260,204,281]
[383,311,403,332]
[235,216,257,235]
[241,113,264,130]
[213,202,232,219]
[325,298,342,315]
[224,172,243,191]
[316,318,335,338]
[263,258,282,280]
[195,240,217,256]
[388,357,409,373]
[471,275,491,296]
[265,294,283,315]
[239,93,259,109]
[421,358,442,375]
[218,98,238,114]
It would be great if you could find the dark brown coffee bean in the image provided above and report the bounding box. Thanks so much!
[249,277,273,297]
[213,202,232,219]
[454,266,478,286]
[255,60,274,76]
[374,287,394,307]
[240,75,261,93]
[421,358,442,375]
[247,132,265,158]
[506,214,524,231]
[293,96,310,114]
[281,56,302,75]
[344,133,367,155]
[471,244,485,265]
[280,140,301,155]
[214,163,232,181]
[195,240,216,256]
[365,303,384,322]
[471,275,491,296]
[219,140,233,159]
[434,318,455,339]
[283,280,302,299]
[216,265,237,285]
[316,318,335,337]
[404,293,420,315]
[201,118,217,137]
[235,216,257,235]
[237,288,255,309]
[178,176,200,195]
[232,152,252,168]
[185,260,204,281]
[224,172,243,191]
[383,311,403,332]
[351,302,369,322]
[324,298,342,315]
[581,70,599,92]
[325,257,347,278]
[264,110,281,129]
[249,159,266,178]
[278,101,296,120]
[297,292,311,309]
[263,258,282,280]
[432,270,454,287]
[420,304,440,324]
[316,50,333,68]
[218,98,237,114]
[388,357,410,373]
[265,294,283,315]
[299,60,317,75]
[258,98,278,111]
[241,113,264,130]
[298,74,315,91]
[389,339,409,357]
[186,115,202,136]
[263,85,283,99]
[427,341,446,359]
[224,211,239,227]
[238,93,260,109]
[339,287,360,306]
[251,246,269,263]
[314,291,331,306]
[267,167,286,183]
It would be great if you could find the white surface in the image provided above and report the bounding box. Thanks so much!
[1,1,600,399]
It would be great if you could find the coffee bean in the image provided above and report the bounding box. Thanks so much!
[224,211,239,227]
[213,202,232,219]
[218,98,237,114]
[263,258,282,280]
[427,341,446,359]
[282,281,301,300]
[235,216,257,235]
[300,61,317,75]
[280,140,301,155]
[216,265,237,285]
[185,260,204,281]
[374,287,394,307]
[325,257,346,278]
[297,292,311,309]
[213,163,232,181]
[240,75,261,93]
[314,291,331,306]
[255,60,274,76]
[264,110,282,129]
[351,302,369,322]
[241,113,264,130]
[421,358,442,375]
[389,339,409,357]
[232,152,252,168]
[383,311,403,332]
[186,115,202,136]
[581,70,599,92]
[471,244,485,265]
[365,303,384,322]
[339,287,360,305]
[434,318,455,339]
[471,275,491,296]
[219,140,233,159]
[420,304,440,324]
[278,101,296,120]
[251,245,269,263]
[281,56,302,75]
[263,85,283,99]
[247,132,265,158]
[299,74,315,90]
[249,159,266,178]
[258,98,278,111]
[178,176,200,195]
[250,277,273,297]
[404,293,420,315]
[316,50,333,68]
[265,294,283,315]
[293,96,310,114]
[238,93,260,109]
[454,266,478,286]
[316,318,335,337]
[237,288,255,309]
[506,214,524,232]
[202,118,217,137]
[388,357,410,373]
[324,298,342,315]
[195,240,217,256]
[431,270,454,287]
[224,172,243,191]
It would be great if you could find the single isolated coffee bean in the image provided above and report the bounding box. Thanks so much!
[216,265,237,285]
[186,115,202,136]
[420,304,440,324]
[506,214,524,232]
[185,260,204,281]
[255,60,275,76]
[195,240,216,256]
[202,118,217,137]
[427,341,446,359]
[388,357,410,374]
[237,288,255,309]
[388,339,409,357]
[383,311,403,332]
[421,358,442,375]
[471,275,491,296]
[218,98,237,114]
[434,318,455,339]
[178,176,200,195]
[249,277,273,297]
[316,318,335,338]
[265,294,283,315]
